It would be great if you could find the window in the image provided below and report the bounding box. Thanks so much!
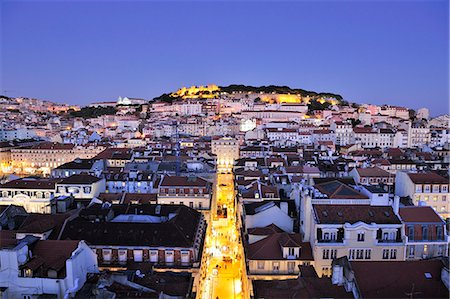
[365,249,371,259]
[349,249,355,260]
[356,249,364,259]
[189,202,194,208]
[408,226,414,240]
[357,232,365,242]
[323,249,329,259]
[150,250,158,262]
[257,261,265,270]
[322,267,330,277]
[408,246,415,257]
[288,247,295,256]
[181,251,190,264]
[443,195,447,201]
[23,269,33,278]
[118,249,127,263]
[330,249,337,259]
[422,226,428,240]
[133,250,143,262]
[165,250,174,263]
[416,185,422,193]
[442,185,448,192]
[390,249,397,259]
[424,185,430,192]
[382,249,389,259]
[288,262,296,274]
[433,185,440,193]
[437,226,443,240]
[102,249,112,262]
[272,262,280,272]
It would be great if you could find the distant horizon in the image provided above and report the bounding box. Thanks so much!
[2,83,445,117]
[2,1,448,116]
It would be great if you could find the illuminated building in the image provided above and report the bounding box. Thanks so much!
[211,137,239,172]
[0,177,58,213]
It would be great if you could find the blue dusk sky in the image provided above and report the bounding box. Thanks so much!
[1,0,448,115]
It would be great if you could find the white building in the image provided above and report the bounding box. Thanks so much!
[55,174,106,200]
[0,236,98,299]
[395,171,449,219]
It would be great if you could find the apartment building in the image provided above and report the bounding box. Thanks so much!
[158,175,211,210]
[395,171,449,219]
[399,206,449,260]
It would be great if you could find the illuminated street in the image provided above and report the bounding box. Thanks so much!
[197,169,248,299]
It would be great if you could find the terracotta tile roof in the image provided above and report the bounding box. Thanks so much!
[247,233,313,260]
[285,165,320,174]
[159,175,209,187]
[60,205,201,248]
[94,148,133,160]
[408,172,448,184]
[253,273,352,299]
[30,142,75,150]
[399,206,444,223]
[97,192,123,203]
[353,127,375,134]
[22,240,79,277]
[1,177,59,190]
[313,205,401,225]
[58,174,103,185]
[355,166,391,177]
[123,193,157,204]
[350,259,449,298]
[55,159,95,170]
[248,223,285,235]
[18,213,73,236]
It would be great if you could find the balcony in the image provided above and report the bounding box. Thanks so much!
[316,238,344,244]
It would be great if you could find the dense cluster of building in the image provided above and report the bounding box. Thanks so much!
[0,86,448,298]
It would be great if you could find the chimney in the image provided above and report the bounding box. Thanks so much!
[393,195,400,215]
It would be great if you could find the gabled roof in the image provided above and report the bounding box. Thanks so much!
[58,174,103,185]
[22,240,79,277]
[355,166,391,177]
[408,172,448,184]
[314,180,368,199]
[55,159,95,170]
[248,223,285,235]
[247,233,313,260]
[399,206,444,223]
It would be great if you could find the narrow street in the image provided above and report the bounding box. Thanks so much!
[197,169,248,299]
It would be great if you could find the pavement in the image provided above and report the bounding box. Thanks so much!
[197,171,247,299]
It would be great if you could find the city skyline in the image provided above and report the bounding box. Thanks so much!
[2,1,449,115]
